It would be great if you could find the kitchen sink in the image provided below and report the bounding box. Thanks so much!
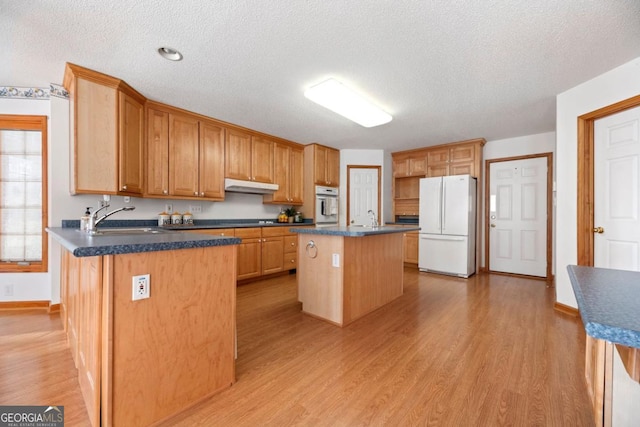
[83,227,172,235]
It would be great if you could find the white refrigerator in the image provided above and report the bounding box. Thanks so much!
[418,175,476,278]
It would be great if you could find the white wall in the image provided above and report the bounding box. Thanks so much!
[482,132,556,269]
[339,149,385,226]
[556,56,640,307]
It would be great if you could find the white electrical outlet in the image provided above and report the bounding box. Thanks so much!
[123,196,130,203]
[3,284,13,297]
[189,205,202,214]
[332,253,340,268]
[132,274,150,301]
[165,204,173,214]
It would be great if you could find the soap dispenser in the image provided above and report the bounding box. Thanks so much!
[80,207,91,231]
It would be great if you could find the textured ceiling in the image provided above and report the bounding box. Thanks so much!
[2,1,640,151]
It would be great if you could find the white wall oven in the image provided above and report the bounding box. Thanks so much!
[315,185,339,226]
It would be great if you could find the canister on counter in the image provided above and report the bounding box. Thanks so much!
[182,212,193,225]
[158,212,170,226]
[171,212,182,225]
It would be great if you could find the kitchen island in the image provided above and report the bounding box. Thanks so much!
[47,227,240,427]
[291,225,419,326]
[567,265,640,427]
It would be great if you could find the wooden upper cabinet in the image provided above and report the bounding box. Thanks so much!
[393,155,426,177]
[312,144,340,186]
[118,93,144,194]
[198,121,225,199]
[225,129,252,181]
[264,143,303,205]
[169,113,200,197]
[146,103,224,201]
[426,143,478,177]
[251,136,275,183]
[64,63,145,195]
[225,130,274,183]
[146,107,169,196]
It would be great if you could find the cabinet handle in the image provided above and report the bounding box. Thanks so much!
[122,185,127,190]
[194,191,198,196]
[200,192,204,197]
[291,259,295,263]
[163,190,168,194]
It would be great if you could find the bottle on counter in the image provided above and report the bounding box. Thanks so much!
[80,207,91,231]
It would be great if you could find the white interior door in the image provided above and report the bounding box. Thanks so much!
[594,105,640,271]
[489,157,547,277]
[348,167,379,225]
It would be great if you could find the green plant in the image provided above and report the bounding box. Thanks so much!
[285,207,297,217]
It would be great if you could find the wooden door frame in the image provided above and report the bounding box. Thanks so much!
[346,165,381,225]
[485,153,554,280]
[577,94,640,266]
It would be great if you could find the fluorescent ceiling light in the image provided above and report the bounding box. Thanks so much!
[304,78,392,128]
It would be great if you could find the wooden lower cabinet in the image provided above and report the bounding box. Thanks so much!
[404,231,419,265]
[262,227,285,275]
[585,335,613,427]
[235,228,263,280]
[284,234,298,269]
[58,245,237,427]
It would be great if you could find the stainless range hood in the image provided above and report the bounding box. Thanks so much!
[224,178,279,194]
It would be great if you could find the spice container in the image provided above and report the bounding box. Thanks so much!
[182,212,193,225]
[158,212,170,226]
[171,211,182,225]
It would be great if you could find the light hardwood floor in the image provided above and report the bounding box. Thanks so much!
[0,269,594,426]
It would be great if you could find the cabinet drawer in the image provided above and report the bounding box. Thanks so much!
[284,252,297,269]
[284,235,297,253]
[234,227,262,239]
[184,228,235,236]
[262,227,285,237]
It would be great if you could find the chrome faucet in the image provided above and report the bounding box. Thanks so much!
[86,204,135,234]
[367,209,378,228]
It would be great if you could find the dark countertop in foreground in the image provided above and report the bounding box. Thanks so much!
[567,265,640,348]
[289,225,420,237]
[47,227,241,257]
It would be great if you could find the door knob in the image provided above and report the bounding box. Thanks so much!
[593,226,604,234]
[490,223,496,228]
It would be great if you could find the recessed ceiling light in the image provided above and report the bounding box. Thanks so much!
[157,47,183,61]
[304,78,392,128]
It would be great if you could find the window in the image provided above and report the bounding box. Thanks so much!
[0,115,48,272]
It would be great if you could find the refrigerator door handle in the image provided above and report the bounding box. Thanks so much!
[420,234,466,242]
[441,180,446,232]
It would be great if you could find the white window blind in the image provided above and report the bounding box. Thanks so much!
[0,129,42,262]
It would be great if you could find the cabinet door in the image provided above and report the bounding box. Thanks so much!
[251,136,274,183]
[408,157,427,176]
[169,114,200,197]
[270,143,291,203]
[225,129,252,180]
[450,145,475,163]
[289,146,304,204]
[426,147,450,165]
[404,232,419,264]
[450,162,474,177]
[326,148,340,186]
[237,239,262,280]
[393,157,409,177]
[146,108,169,196]
[199,121,225,199]
[262,237,284,274]
[75,77,118,193]
[118,92,144,195]
[427,164,449,177]
[314,145,328,185]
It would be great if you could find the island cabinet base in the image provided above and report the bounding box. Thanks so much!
[60,245,237,427]
[297,233,404,326]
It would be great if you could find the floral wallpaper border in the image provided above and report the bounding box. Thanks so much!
[0,84,69,100]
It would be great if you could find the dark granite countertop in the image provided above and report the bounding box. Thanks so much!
[567,265,640,348]
[289,225,420,237]
[47,227,241,257]
[61,219,314,229]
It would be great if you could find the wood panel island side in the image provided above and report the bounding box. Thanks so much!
[47,227,240,427]
[291,225,420,327]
